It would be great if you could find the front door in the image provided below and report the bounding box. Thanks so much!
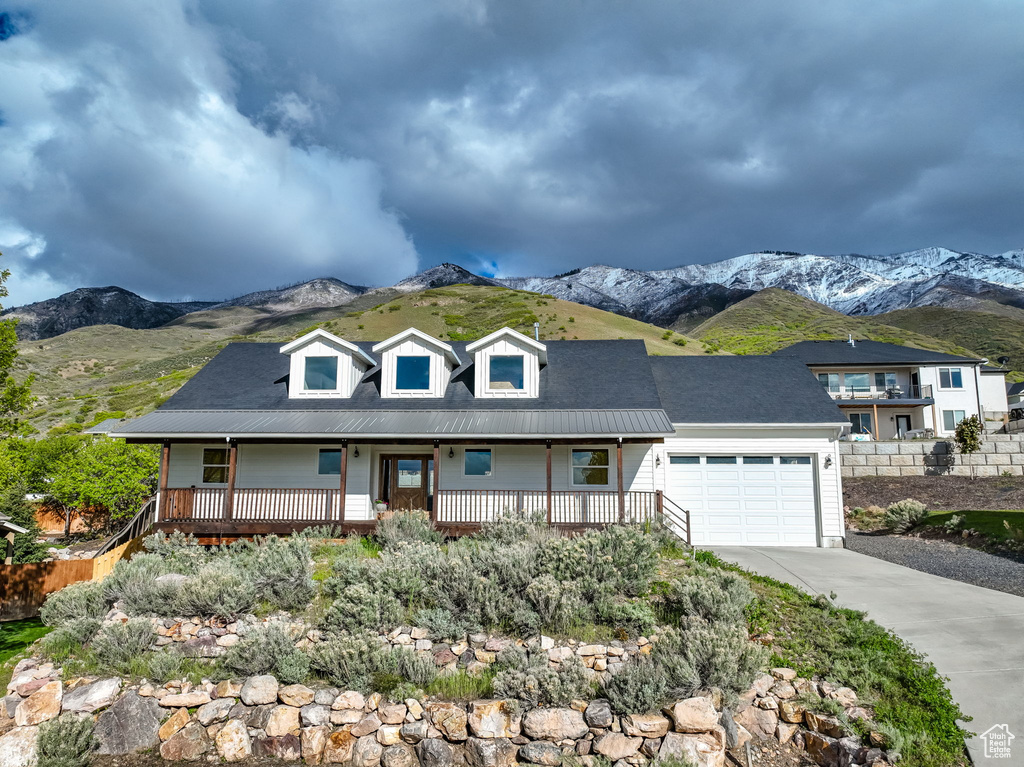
[380,456,434,511]
[896,415,912,439]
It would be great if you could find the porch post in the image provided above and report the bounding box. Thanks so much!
[339,441,348,524]
[4,531,13,566]
[224,440,237,521]
[617,439,625,524]
[872,403,879,440]
[546,440,552,524]
[431,441,440,523]
[158,441,171,521]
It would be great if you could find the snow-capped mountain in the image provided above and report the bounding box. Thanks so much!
[211,277,366,312]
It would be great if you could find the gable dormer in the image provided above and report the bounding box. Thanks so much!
[465,327,546,399]
[280,328,375,399]
[372,328,462,398]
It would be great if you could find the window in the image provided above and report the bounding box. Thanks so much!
[396,356,430,390]
[743,456,774,464]
[849,413,873,434]
[318,449,341,476]
[818,373,839,392]
[874,372,897,390]
[304,356,338,390]
[571,449,609,485]
[202,448,229,484]
[939,368,963,389]
[943,409,966,431]
[844,372,870,393]
[669,456,700,464]
[464,449,493,476]
[706,456,737,465]
[489,356,524,390]
[780,456,811,465]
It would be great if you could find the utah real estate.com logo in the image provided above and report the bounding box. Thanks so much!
[981,724,1014,759]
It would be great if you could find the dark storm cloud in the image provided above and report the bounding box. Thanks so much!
[1,0,1022,303]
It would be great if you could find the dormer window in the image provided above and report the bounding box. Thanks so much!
[396,356,431,390]
[489,356,524,390]
[304,356,339,391]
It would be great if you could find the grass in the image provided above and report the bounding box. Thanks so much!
[695,550,969,767]
[426,669,495,700]
[0,618,52,689]
[922,509,1024,540]
[688,288,980,357]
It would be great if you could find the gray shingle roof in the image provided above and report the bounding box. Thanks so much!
[650,356,847,425]
[773,340,980,366]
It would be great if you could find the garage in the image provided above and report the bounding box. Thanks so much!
[666,454,819,546]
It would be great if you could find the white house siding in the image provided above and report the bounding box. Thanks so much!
[980,371,1009,420]
[286,339,367,399]
[378,338,453,398]
[654,427,845,547]
[918,364,984,436]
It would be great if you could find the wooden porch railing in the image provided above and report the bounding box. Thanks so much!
[434,489,663,526]
[163,488,345,523]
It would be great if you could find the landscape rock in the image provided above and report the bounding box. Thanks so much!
[468,699,520,738]
[255,734,302,761]
[382,742,418,767]
[215,719,252,762]
[181,636,222,658]
[15,680,61,726]
[593,732,642,759]
[660,729,726,767]
[427,702,469,741]
[401,721,430,744]
[324,730,357,763]
[61,678,121,713]
[160,721,213,761]
[279,684,315,707]
[622,713,670,738]
[380,703,408,725]
[196,697,236,725]
[518,740,563,766]
[584,699,613,728]
[522,707,588,741]
[377,725,402,746]
[301,725,330,764]
[95,691,163,754]
[159,691,211,708]
[805,711,845,739]
[216,680,243,698]
[418,736,455,767]
[353,712,383,737]
[465,736,518,767]
[666,697,718,733]
[803,732,839,766]
[241,675,279,706]
[0,725,38,767]
[302,703,332,727]
[735,705,778,740]
[159,707,190,740]
[353,733,385,767]
[266,704,302,737]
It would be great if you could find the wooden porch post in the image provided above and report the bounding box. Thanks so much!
[617,439,625,524]
[546,440,552,524]
[158,441,171,521]
[339,441,348,524]
[872,403,879,440]
[432,441,440,523]
[224,440,238,521]
[4,531,13,566]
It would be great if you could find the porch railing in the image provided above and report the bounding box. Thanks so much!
[434,489,662,525]
[825,383,934,401]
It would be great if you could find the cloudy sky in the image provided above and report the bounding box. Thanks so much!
[1,1,1022,305]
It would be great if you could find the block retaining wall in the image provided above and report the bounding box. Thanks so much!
[839,433,1024,477]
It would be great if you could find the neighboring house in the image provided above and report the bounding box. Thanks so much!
[1007,382,1024,415]
[0,513,28,565]
[109,327,848,547]
[774,339,1006,440]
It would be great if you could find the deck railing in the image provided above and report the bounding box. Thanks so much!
[159,487,682,531]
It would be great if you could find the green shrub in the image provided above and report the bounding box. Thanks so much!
[479,508,551,545]
[39,581,108,627]
[91,618,153,672]
[884,499,929,533]
[38,618,100,661]
[391,647,438,687]
[101,554,178,616]
[223,623,310,684]
[602,658,667,714]
[174,562,256,618]
[943,514,965,534]
[537,525,658,599]
[143,531,210,574]
[491,649,591,706]
[594,598,657,637]
[227,535,315,612]
[37,713,97,767]
[662,566,754,625]
[143,649,185,683]
[525,575,589,633]
[661,618,768,700]
[376,511,442,548]
[414,608,466,641]
[308,633,391,690]
[323,584,403,633]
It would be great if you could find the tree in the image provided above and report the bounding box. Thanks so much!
[953,414,983,479]
[0,435,86,537]
[0,252,34,436]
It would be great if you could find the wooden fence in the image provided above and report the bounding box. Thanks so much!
[0,559,95,621]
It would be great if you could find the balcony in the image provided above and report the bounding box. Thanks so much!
[824,384,933,402]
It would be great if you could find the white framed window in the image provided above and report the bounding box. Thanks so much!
[304,356,339,390]
[488,356,525,390]
[818,373,839,393]
[669,455,700,464]
[202,448,229,484]
[571,448,610,486]
[780,456,812,465]
[939,368,963,389]
[318,449,342,476]
[874,372,897,390]
[742,456,774,464]
[943,409,966,431]
[849,413,873,434]
[706,456,737,465]
[396,356,431,390]
[463,448,493,477]
[844,372,870,393]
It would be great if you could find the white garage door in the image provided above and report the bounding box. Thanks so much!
[666,454,818,546]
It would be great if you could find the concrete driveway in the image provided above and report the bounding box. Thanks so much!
[709,546,1024,765]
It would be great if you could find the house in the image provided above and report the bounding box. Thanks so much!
[0,513,28,565]
[1007,382,1024,418]
[773,339,1007,440]
[109,327,849,547]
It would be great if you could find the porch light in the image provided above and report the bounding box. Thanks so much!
[353,446,359,458]
[824,455,833,469]
[655,455,661,467]
[448,447,455,459]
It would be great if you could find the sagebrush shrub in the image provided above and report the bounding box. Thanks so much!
[144,649,185,683]
[602,657,667,714]
[223,623,310,684]
[308,633,391,690]
[323,584,403,633]
[392,647,438,687]
[526,575,589,633]
[537,525,657,599]
[91,618,153,672]
[663,565,754,625]
[376,511,442,548]
[594,598,656,637]
[884,499,928,533]
[37,713,97,767]
[173,561,256,618]
[227,535,315,612]
[40,581,108,627]
[101,554,178,616]
[39,618,100,661]
[662,618,768,699]
[479,508,552,545]
[143,531,209,574]
[491,648,591,706]
[414,608,466,641]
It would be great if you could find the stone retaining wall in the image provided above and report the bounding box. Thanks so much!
[840,433,1024,477]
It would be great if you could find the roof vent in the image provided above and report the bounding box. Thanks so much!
[848,334,856,347]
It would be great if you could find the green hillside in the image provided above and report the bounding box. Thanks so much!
[689,288,979,357]
[878,305,1024,379]
[16,285,706,434]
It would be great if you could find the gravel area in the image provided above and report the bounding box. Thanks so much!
[847,531,1024,597]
